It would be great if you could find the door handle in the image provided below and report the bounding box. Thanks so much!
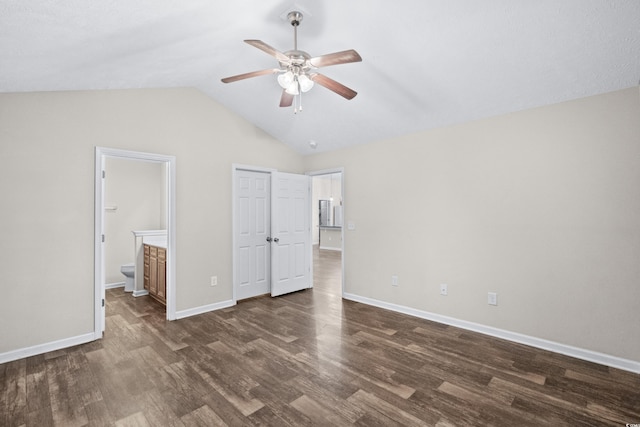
[273,237,279,243]
[266,237,272,242]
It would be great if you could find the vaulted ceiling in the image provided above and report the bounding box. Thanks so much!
[1,1,639,154]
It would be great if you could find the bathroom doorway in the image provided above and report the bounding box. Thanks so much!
[94,147,176,338]
[103,157,166,292]
[309,169,344,296]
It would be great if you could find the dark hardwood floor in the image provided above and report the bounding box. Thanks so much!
[2,248,639,426]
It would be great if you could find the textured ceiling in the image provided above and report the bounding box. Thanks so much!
[1,0,639,154]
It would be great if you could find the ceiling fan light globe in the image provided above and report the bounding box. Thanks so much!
[285,82,299,95]
[298,74,314,92]
[277,71,294,89]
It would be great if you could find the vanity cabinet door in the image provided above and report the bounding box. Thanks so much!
[149,246,158,296]
[156,248,166,303]
[143,244,166,305]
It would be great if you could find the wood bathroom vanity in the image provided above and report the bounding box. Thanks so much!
[143,243,166,305]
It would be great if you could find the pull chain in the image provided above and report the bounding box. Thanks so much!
[294,81,303,114]
[298,82,303,112]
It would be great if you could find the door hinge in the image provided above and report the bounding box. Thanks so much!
[102,298,105,307]
[101,234,105,243]
[102,170,106,179]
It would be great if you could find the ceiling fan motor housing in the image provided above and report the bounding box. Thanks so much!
[287,11,303,26]
[281,50,311,68]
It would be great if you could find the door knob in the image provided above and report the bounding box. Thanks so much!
[266,237,272,242]
[273,237,279,243]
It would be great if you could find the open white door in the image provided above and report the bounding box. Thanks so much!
[98,154,106,333]
[271,172,311,297]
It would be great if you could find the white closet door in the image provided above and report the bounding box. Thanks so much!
[235,170,271,300]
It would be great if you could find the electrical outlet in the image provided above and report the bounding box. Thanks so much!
[488,292,497,306]
[211,276,217,287]
[391,275,398,286]
[440,284,448,296]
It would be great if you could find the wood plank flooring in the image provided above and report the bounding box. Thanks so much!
[2,248,639,426]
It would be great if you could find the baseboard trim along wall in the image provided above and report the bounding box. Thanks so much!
[175,299,236,320]
[1,299,236,363]
[343,293,640,374]
[105,281,125,290]
[318,246,342,251]
[133,289,149,297]
[0,332,95,365]
[5,294,637,373]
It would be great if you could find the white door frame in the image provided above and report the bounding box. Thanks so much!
[94,147,177,338]
[307,168,345,297]
[232,164,276,303]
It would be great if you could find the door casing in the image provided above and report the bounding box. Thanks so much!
[94,147,176,339]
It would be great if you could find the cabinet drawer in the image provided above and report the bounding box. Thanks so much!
[157,248,166,260]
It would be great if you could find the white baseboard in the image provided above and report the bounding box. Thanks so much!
[133,290,149,297]
[175,299,236,320]
[6,295,636,374]
[319,246,342,251]
[0,332,96,365]
[105,281,125,290]
[1,299,234,363]
[343,293,640,374]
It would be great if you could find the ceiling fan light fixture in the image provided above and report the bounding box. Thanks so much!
[285,82,300,95]
[221,10,361,112]
[298,74,314,92]
[277,71,294,89]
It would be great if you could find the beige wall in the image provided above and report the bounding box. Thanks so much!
[303,88,640,362]
[0,88,303,354]
[104,157,165,284]
[1,86,638,366]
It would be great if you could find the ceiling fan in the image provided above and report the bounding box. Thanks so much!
[221,11,362,113]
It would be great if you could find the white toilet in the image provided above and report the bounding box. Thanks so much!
[120,263,135,292]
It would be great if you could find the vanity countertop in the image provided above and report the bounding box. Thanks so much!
[144,242,167,249]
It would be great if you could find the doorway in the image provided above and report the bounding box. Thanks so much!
[309,169,345,296]
[94,147,176,339]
